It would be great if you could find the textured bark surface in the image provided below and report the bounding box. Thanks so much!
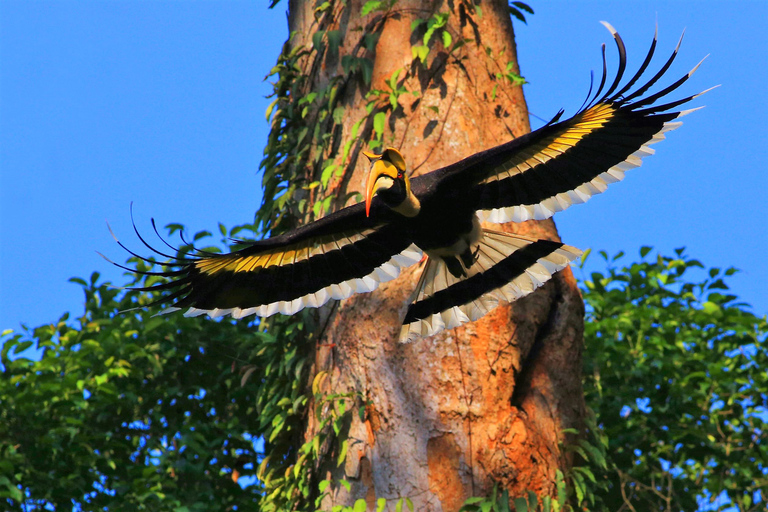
[288,1,586,509]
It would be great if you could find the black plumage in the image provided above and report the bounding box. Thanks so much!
[116,23,711,341]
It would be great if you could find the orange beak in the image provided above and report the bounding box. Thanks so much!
[363,149,406,217]
[363,151,378,217]
[365,164,399,217]
[363,151,388,217]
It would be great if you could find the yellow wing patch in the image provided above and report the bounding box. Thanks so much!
[482,103,617,184]
[194,231,374,276]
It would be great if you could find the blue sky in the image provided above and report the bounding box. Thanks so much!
[2,1,767,333]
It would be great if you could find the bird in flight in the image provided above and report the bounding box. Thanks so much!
[113,22,711,342]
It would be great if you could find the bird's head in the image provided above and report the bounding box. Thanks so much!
[363,147,415,217]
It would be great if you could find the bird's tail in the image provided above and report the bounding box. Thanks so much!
[400,230,582,342]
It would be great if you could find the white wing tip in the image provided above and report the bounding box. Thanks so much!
[154,306,180,317]
[599,21,618,36]
[676,105,705,119]
[688,54,710,77]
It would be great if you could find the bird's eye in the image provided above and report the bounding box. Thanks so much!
[397,170,404,178]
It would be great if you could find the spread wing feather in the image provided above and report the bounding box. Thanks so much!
[124,202,421,320]
[400,231,582,342]
[114,23,708,339]
[416,22,712,224]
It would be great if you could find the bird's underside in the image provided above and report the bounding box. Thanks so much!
[114,22,712,342]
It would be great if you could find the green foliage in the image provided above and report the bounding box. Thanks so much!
[460,482,562,512]
[259,36,343,232]
[496,62,527,88]
[580,248,767,511]
[5,1,764,511]
[259,0,390,230]
[409,10,464,64]
[4,242,765,510]
[0,222,319,511]
[261,0,531,232]
[456,248,765,512]
[308,386,368,510]
[254,2,396,508]
[247,310,314,512]
[507,2,534,25]
[0,246,264,510]
[361,0,397,17]
[313,495,411,512]
[560,411,609,510]
[490,62,527,102]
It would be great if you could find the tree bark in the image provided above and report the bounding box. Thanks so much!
[287,1,585,509]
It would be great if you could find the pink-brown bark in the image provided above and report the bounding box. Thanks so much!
[287,1,586,509]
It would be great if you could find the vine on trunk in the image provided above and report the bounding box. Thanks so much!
[253,1,531,510]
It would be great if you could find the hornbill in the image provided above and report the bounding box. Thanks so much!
[116,23,711,342]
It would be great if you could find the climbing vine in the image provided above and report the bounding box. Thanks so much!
[252,1,531,510]
[456,410,608,512]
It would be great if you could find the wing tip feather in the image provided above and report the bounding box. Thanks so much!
[599,20,618,36]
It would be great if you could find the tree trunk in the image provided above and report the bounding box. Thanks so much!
[287,1,585,509]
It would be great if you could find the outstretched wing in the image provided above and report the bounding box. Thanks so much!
[399,231,582,342]
[416,22,714,223]
[120,202,422,320]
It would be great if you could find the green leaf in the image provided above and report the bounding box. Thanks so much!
[702,301,722,316]
[385,68,401,90]
[333,106,346,125]
[573,473,585,504]
[442,30,452,49]
[0,476,23,502]
[192,230,211,241]
[513,497,528,512]
[337,438,349,466]
[69,277,88,286]
[360,58,374,85]
[321,163,338,188]
[312,30,325,51]
[572,465,597,484]
[507,7,527,24]
[327,30,342,56]
[423,27,437,46]
[412,45,430,63]
[315,1,331,14]
[362,0,382,16]
[555,470,566,508]
[341,54,354,75]
[526,491,538,511]
[498,491,511,512]
[354,499,367,512]
[512,2,534,15]
[12,340,33,355]
[373,112,386,138]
